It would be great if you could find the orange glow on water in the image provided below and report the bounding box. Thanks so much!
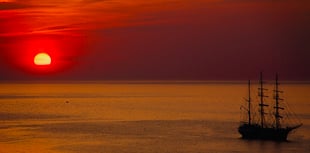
[0,83,309,152]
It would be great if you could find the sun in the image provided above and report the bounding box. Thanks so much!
[34,53,51,66]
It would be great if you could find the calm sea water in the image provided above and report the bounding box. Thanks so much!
[0,82,309,153]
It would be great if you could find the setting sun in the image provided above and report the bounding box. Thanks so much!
[34,53,51,66]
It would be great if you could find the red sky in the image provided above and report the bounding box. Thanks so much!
[0,0,309,81]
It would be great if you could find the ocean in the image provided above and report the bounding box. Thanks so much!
[0,82,309,153]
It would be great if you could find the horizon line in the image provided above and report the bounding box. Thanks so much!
[1,80,310,84]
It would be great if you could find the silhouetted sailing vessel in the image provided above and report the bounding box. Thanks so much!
[238,73,302,141]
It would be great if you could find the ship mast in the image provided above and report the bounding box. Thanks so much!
[248,80,251,125]
[259,72,268,127]
[274,73,284,129]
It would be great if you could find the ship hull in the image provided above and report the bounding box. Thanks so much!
[238,124,292,141]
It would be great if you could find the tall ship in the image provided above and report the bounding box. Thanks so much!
[238,72,302,141]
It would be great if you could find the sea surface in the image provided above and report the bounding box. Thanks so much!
[0,82,309,153]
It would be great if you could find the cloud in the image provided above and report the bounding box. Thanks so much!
[0,1,33,10]
[1,0,309,80]
[80,0,108,4]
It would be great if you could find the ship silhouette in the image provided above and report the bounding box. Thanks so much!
[238,72,302,141]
